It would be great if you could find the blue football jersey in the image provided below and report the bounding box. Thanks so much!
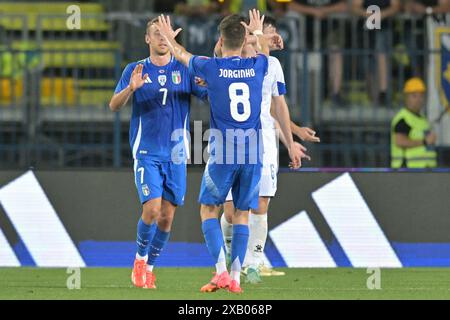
[189,54,268,164]
[115,56,207,162]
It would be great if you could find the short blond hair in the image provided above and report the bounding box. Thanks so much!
[146,17,159,35]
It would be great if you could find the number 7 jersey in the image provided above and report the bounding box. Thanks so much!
[114,56,207,162]
[189,54,268,164]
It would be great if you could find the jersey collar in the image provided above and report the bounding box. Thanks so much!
[146,55,174,68]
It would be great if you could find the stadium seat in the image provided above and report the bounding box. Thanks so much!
[0,78,23,105]
[1,76,113,107]
[78,79,116,89]
[41,78,115,107]
[11,41,120,68]
[0,2,109,31]
[76,79,116,106]
[79,89,113,106]
[41,77,76,106]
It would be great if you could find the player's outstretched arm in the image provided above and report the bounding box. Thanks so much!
[109,64,148,112]
[271,96,305,169]
[269,96,320,143]
[270,96,295,150]
[247,32,284,52]
[241,9,269,56]
[273,118,311,164]
[156,14,192,67]
[291,122,321,143]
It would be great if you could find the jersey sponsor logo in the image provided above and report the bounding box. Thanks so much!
[144,77,152,84]
[142,184,150,197]
[158,75,167,86]
[172,71,181,85]
[219,68,255,79]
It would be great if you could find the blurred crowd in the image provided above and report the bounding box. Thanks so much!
[151,0,450,20]
[150,0,449,108]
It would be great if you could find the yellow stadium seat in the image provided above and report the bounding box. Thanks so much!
[40,77,76,106]
[40,77,114,107]
[77,79,116,89]
[0,78,23,105]
[79,89,112,106]
[11,41,120,68]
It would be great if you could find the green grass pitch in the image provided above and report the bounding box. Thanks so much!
[1,267,450,300]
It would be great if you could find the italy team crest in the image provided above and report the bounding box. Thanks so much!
[172,71,181,84]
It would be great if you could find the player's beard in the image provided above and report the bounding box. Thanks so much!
[151,44,170,57]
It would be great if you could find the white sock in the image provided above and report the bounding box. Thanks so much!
[230,257,241,284]
[220,213,233,255]
[244,212,268,268]
[231,271,240,284]
[215,247,227,274]
[215,261,227,275]
[146,265,154,272]
[136,253,148,261]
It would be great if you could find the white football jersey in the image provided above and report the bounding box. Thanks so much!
[260,56,286,152]
[225,57,286,201]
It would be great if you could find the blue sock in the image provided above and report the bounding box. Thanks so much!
[147,226,170,266]
[231,224,249,273]
[202,218,227,268]
[136,219,157,258]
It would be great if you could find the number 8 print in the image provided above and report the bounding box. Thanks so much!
[229,82,251,122]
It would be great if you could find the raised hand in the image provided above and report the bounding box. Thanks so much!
[288,142,311,169]
[195,77,207,87]
[241,9,265,34]
[129,64,148,92]
[266,33,284,51]
[157,14,182,42]
[296,127,321,143]
[153,14,192,67]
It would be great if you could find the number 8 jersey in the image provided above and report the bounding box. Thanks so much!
[189,54,269,164]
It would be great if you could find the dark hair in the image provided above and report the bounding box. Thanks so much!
[146,17,159,34]
[218,14,246,50]
[263,15,277,29]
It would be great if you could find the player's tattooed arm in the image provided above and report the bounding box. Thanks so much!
[241,9,269,56]
[109,64,148,112]
[156,14,192,67]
